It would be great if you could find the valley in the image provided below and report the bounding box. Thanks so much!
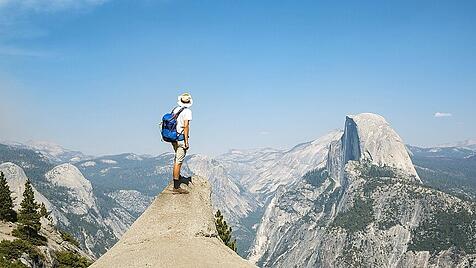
[1,114,475,267]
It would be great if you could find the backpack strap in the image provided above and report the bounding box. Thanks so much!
[172,107,187,119]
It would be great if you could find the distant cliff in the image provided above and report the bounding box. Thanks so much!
[249,113,476,267]
[91,176,255,268]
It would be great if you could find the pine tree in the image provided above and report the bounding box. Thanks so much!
[215,210,237,252]
[13,180,42,243]
[0,171,17,222]
[39,203,48,218]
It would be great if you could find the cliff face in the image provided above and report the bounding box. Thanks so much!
[189,130,343,255]
[249,113,476,267]
[90,176,256,268]
[45,163,98,215]
[0,162,55,213]
[186,155,259,222]
[328,114,420,186]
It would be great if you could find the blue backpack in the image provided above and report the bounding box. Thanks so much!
[161,107,186,142]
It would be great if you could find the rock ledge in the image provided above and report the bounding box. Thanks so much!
[91,176,255,268]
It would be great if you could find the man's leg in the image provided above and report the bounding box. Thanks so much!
[173,162,181,180]
[172,142,188,194]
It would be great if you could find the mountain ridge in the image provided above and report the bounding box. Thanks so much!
[1,114,475,266]
[248,113,476,267]
[437,138,476,150]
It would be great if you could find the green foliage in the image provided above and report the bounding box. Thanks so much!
[409,206,476,254]
[413,154,476,179]
[60,230,80,248]
[11,226,47,246]
[412,154,476,201]
[359,160,397,179]
[0,239,91,268]
[0,258,28,268]
[0,172,17,222]
[358,162,399,198]
[39,203,48,218]
[13,181,45,245]
[332,197,374,233]
[54,250,92,268]
[303,168,329,187]
[17,181,41,232]
[377,199,402,230]
[0,239,43,266]
[215,210,237,252]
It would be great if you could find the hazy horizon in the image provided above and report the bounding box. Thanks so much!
[1,1,475,156]
[1,125,475,158]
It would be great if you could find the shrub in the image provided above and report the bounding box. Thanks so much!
[303,168,329,187]
[0,258,28,268]
[0,239,43,265]
[55,250,92,268]
[60,230,80,248]
[332,197,374,233]
[409,207,476,254]
[215,210,237,252]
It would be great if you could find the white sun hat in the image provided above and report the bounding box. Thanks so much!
[177,93,193,108]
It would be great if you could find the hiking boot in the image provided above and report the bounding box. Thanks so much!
[172,187,189,194]
[179,175,192,186]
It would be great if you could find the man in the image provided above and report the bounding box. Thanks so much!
[171,93,193,194]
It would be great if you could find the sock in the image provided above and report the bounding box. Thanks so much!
[173,179,180,189]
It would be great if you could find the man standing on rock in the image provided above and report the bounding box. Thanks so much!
[169,93,193,194]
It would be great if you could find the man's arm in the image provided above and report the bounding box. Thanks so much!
[183,120,190,149]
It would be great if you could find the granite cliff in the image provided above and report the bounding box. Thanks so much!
[249,113,476,267]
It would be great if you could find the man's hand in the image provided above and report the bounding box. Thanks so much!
[183,119,190,150]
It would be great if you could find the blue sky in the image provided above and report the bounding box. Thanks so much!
[0,0,475,156]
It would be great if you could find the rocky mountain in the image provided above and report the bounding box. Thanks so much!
[187,155,259,220]
[409,146,476,201]
[0,150,116,257]
[327,113,419,181]
[0,222,93,267]
[2,140,91,163]
[45,164,98,215]
[248,113,476,267]
[0,143,173,258]
[438,138,476,151]
[90,176,256,268]
[408,145,475,159]
[0,220,93,267]
[185,155,261,255]
[0,141,255,259]
[0,160,93,267]
[218,130,343,201]
[76,153,172,198]
[1,114,475,266]
[188,130,344,256]
[1,130,346,259]
[0,162,55,213]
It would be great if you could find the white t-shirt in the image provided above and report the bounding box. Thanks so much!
[172,106,192,134]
